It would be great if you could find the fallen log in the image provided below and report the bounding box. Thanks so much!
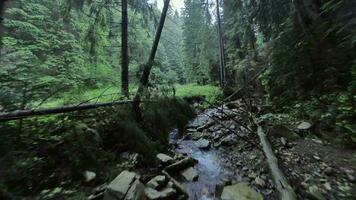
[256,124,297,200]
[0,100,134,122]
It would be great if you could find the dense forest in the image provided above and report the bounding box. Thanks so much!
[0,0,355,199]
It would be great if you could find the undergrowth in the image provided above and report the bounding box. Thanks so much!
[0,97,195,199]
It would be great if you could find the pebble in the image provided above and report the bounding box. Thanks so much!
[255,177,266,188]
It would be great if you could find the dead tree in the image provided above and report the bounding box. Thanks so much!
[133,0,171,119]
[121,0,129,97]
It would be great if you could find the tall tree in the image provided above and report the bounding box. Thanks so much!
[121,0,129,97]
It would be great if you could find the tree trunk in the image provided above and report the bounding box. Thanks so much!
[133,0,170,119]
[121,0,129,97]
[216,0,226,89]
[256,124,297,200]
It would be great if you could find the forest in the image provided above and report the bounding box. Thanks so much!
[0,0,355,199]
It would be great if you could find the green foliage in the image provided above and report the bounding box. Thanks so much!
[0,98,195,198]
[223,0,356,140]
[182,0,219,85]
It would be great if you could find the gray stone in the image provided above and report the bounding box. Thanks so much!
[195,138,210,149]
[125,179,146,200]
[221,182,263,200]
[146,175,166,189]
[144,187,176,200]
[181,167,199,181]
[297,122,312,130]
[104,170,136,200]
[156,153,174,164]
[84,171,96,182]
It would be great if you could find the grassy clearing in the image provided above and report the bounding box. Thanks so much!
[37,84,220,108]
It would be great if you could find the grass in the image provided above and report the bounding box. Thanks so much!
[36,84,220,108]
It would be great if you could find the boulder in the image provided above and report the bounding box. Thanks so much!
[146,175,166,189]
[156,153,174,164]
[181,167,199,181]
[125,179,146,200]
[165,157,196,173]
[144,187,176,200]
[195,138,210,149]
[221,182,263,200]
[104,170,145,200]
[84,171,96,182]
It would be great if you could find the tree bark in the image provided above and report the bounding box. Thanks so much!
[121,0,129,97]
[256,124,297,200]
[133,0,170,119]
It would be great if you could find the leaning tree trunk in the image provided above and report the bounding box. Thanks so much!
[133,0,170,119]
[121,0,129,97]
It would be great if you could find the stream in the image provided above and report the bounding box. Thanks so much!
[169,108,236,200]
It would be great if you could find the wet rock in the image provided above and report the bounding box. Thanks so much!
[221,182,263,200]
[146,176,166,189]
[156,153,174,164]
[104,170,144,200]
[297,121,312,130]
[195,138,210,149]
[165,157,196,173]
[181,167,199,181]
[307,185,325,200]
[186,128,197,133]
[144,187,176,200]
[220,134,237,146]
[84,171,96,182]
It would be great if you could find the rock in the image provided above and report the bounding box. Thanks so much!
[324,167,334,175]
[280,137,287,146]
[181,167,199,181]
[297,122,312,130]
[125,179,146,200]
[324,182,331,190]
[254,177,266,188]
[220,134,237,146]
[248,172,257,179]
[104,170,140,200]
[195,138,210,149]
[221,182,263,200]
[144,187,176,200]
[165,157,196,173]
[313,155,321,161]
[156,153,174,164]
[84,171,96,182]
[146,175,166,189]
[308,185,325,200]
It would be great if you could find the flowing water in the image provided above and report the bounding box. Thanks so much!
[169,108,235,200]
